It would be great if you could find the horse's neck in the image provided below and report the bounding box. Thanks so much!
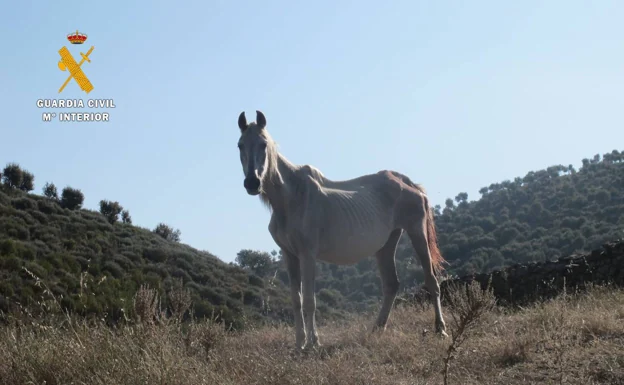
[262,152,300,213]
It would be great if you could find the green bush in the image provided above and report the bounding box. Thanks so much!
[143,248,168,263]
[60,187,84,210]
[248,274,264,288]
[11,198,36,210]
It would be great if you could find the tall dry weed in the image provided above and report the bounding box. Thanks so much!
[132,284,163,325]
[167,278,192,323]
[442,280,497,385]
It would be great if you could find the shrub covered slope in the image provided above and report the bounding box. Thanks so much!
[0,184,296,328]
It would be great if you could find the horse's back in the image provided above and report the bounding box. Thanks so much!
[283,166,426,263]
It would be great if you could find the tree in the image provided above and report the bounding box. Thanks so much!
[61,187,84,210]
[455,192,468,207]
[236,249,274,276]
[19,171,34,192]
[42,182,59,200]
[2,163,23,188]
[121,210,132,224]
[270,249,284,261]
[153,223,181,242]
[592,154,600,164]
[99,200,123,224]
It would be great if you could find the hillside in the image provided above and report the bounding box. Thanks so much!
[0,185,298,328]
[432,151,624,275]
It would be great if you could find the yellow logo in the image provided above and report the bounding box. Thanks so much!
[57,32,94,94]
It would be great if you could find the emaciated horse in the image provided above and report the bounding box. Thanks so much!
[236,110,447,349]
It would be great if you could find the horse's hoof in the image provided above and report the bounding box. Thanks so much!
[302,340,321,353]
[372,323,388,333]
[292,341,306,353]
[307,342,321,350]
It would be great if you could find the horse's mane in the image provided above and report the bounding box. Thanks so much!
[258,127,283,210]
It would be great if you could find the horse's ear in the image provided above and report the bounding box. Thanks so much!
[238,111,247,131]
[256,110,266,129]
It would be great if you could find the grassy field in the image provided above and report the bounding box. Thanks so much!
[1,282,622,385]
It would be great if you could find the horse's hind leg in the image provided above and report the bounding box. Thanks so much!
[407,220,447,336]
[373,229,403,331]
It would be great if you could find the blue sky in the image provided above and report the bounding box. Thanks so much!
[1,1,623,263]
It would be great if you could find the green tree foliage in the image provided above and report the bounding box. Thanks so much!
[153,223,181,243]
[121,210,132,224]
[42,182,59,200]
[99,200,124,224]
[235,249,274,277]
[455,192,468,203]
[420,150,624,276]
[19,171,34,192]
[2,163,23,188]
[1,163,34,192]
[61,187,84,210]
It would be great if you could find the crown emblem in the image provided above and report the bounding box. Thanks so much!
[67,30,88,44]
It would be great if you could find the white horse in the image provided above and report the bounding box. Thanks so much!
[236,110,447,349]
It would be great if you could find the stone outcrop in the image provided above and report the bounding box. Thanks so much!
[438,240,624,306]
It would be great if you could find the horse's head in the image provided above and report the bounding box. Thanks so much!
[237,110,270,196]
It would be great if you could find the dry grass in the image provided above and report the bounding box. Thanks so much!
[1,283,623,385]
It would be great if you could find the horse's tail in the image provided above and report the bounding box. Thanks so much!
[423,197,446,276]
[392,172,446,275]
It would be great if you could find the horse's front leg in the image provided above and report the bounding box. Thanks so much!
[300,254,320,348]
[283,250,306,349]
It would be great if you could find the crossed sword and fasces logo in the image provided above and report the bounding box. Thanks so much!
[57,45,94,94]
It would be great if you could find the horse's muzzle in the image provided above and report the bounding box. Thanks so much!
[244,176,261,195]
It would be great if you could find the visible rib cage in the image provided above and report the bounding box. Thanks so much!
[329,189,383,234]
